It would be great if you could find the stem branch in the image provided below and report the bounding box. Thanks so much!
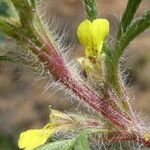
[28,37,133,130]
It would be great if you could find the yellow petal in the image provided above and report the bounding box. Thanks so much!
[77,19,109,58]
[18,129,54,150]
[77,19,92,48]
[91,19,109,49]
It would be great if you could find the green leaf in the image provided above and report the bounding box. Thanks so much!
[35,139,76,150]
[114,10,150,66]
[35,129,109,150]
[84,0,98,21]
[0,18,20,39]
[10,0,33,28]
[0,17,33,43]
[76,133,90,150]
[108,10,150,95]
[103,0,143,95]
[117,0,142,38]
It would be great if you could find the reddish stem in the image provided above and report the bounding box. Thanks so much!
[101,131,150,148]
[28,37,150,148]
[28,39,132,130]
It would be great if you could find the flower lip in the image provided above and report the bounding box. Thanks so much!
[18,128,54,150]
[77,18,109,58]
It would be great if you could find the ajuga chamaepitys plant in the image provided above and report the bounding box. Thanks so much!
[0,0,150,149]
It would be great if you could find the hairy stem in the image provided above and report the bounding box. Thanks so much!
[101,131,150,148]
[28,36,134,130]
[30,37,150,147]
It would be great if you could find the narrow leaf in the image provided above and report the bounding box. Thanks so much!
[113,10,150,66]
[0,19,19,39]
[117,0,142,38]
[10,0,33,28]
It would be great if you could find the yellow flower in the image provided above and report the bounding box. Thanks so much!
[77,19,109,58]
[18,109,75,150]
[77,19,109,74]
[18,124,55,150]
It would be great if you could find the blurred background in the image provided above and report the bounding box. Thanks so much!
[0,0,149,149]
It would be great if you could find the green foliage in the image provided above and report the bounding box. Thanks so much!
[84,0,97,21]
[75,133,90,150]
[10,0,33,28]
[0,19,19,39]
[117,0,142,38]
[113,10,150,66]
[36,129,107,150]
[0,0,41,47]
[106,2,150,95]
[35,139,76,150]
